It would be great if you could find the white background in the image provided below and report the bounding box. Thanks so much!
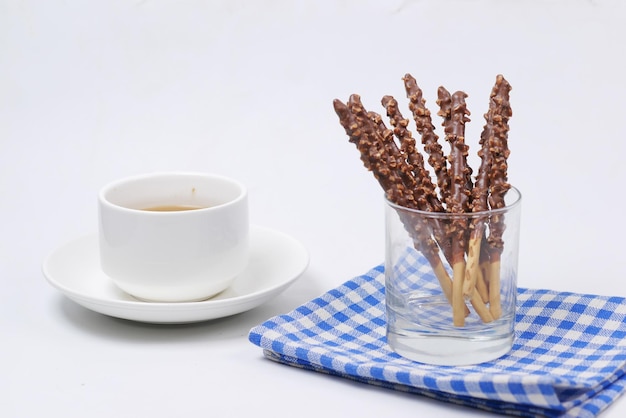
[2,0,626,416]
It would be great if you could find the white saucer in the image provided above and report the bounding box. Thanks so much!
[42,225,309,324]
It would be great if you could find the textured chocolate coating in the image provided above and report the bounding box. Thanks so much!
[334,97,395,197]
[469,79,502,239]
[333,95,440,262]
[368,109,421,210]
[472,118,493,213]
[333,99,373,170]
[437,87,473,262]
[333,74,513,325]
[486,75,513,256]
[382,94,452,262]
[347,95,409,208]
[381,95,444,213]
[403,74,451,208]
[438,88,473,213]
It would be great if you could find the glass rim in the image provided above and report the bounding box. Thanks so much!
[384,185,522,218]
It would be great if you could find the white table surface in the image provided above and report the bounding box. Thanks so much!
[2,0,626,416]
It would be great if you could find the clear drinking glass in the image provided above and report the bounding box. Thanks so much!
[385,187,522,365]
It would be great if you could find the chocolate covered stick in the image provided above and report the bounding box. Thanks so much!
[348,95,420,209]
[333,96,410,208]
[370,96,470,316]
[448,90,497,324]
[382,95,444,213]
[381,95,455,264]
[403,74,451,208]
[333,97,457,308]
[485,75,513,319]
[437,87,476,326]
[331,97,377,174]
[465,76,513,310]
[464,83,498,300]
[368,110,422,208]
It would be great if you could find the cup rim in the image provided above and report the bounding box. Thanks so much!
[98,171,247,214]
[384,185,521,218]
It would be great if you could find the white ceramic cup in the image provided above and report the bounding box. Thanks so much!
[98,172,249,302]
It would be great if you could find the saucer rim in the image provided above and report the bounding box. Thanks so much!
[42,225,309,323]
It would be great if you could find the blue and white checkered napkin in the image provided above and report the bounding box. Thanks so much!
[248,260,626,417]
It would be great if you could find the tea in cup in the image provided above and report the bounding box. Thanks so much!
[98,172,249,302]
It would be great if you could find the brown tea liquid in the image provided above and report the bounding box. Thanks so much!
[142,205,205,212]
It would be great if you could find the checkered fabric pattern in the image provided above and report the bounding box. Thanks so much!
[389,246,517,328]
[249,261,626,417]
